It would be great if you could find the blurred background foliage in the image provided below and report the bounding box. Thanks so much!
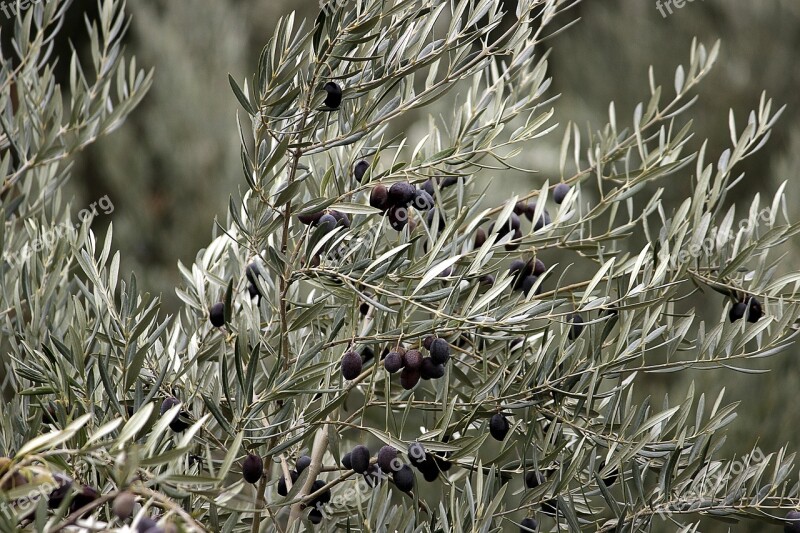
[19,0,798,527]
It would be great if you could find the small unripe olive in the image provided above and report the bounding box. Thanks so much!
[241,454,264,484]
[209,302,225,328]
[323,81,342,109]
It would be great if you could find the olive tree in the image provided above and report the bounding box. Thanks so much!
[2,0,800,531]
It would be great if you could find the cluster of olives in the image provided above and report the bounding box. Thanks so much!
[370,181,435,231]
[341,444,416,494]
[507,258,547,297]
[728,295,763,323]
[297,209,352,233]
[382,336,451,389]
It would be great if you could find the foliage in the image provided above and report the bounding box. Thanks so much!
[1,0,799,532]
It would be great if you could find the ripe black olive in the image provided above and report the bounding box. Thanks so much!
[323,81,342,109]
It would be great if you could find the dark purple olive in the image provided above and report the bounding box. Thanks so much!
[568,313,584,340]
[423,335,436,351]
[404,349,423,370]
[729,302,746,322]
[160,397,190,432]
[489,413,509,441]
[350,445,371,474]
[388,205,408,231]
[377,446,398,473]
[323,81,342,109]
[784,510,800,533]
[370,185,390,211]
[525,470,544,489]
[384,352,404,373]
[277,470,299,496]
[393,464,415,493]
[341,351,363,380]
[317,213,338,233]
[745,296,763,323]
[400,367,421,389]
[296,455,312,474]
[298,211,324,225]
[209,302,225,327]
[521,275,539,296]
[429,338,450,364]
[553,183,570,204]
[474,228,487,248]
[329,210,350,228]
[520,517,538,532]
[242,454,264,484]
[388,182,416,206]
[309,508,323,524]
[420,357,445,379]
[413,189,434,211]
[354,160,370,182]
